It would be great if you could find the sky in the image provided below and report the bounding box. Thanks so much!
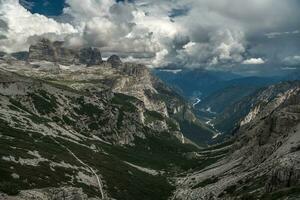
[0,0,299,74]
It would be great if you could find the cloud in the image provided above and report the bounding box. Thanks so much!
[242,58,265,65]
[265,30,300,39]
[283,55,300,65]
[128,0,300,68]
[61,0,177,65]
[0,0,77,53]
[165,29,246,68]
[281,67,297,70]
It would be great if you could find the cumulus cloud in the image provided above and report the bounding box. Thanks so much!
[242,58,265,65]
[0,0,299,70]
[0,0,77,53]
[163,29,246,68]
[62,0,176,64]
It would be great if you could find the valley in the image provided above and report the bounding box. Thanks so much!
[0,39,299,200]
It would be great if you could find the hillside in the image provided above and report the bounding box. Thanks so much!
[0,39,216,199]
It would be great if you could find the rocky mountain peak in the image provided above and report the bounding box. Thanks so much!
[122,63,150,77]
[28,38,59,63]
[28,39,102,66]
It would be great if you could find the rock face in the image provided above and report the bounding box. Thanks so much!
[28,39,102,65]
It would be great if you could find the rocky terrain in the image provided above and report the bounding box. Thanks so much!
[173,81,300,199]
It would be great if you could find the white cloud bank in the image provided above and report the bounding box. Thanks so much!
[0,0,77,52]
[0,0,299,69]
[242,58,265,65]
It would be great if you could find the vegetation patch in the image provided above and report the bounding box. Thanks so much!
[117,110,124,129]
[166,118,179,131]
[57,138,175,200]
[111,93,138,113]
[0,182,20,195]
[29,90,58,115]
[261,186,300,200]
[74,96,103,118]
[102,132,200,172]
[144,110,164,124]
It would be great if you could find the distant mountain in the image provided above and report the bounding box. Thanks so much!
[196,76,281,112]
[155,68,284,99]
[155,68,290,137]
[154,69,241,98]
[210,81,299,134]
[28,39,103,66]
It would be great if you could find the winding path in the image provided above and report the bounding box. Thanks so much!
[50,137,105,199]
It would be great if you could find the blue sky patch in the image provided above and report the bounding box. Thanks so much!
[19,0,65,16]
